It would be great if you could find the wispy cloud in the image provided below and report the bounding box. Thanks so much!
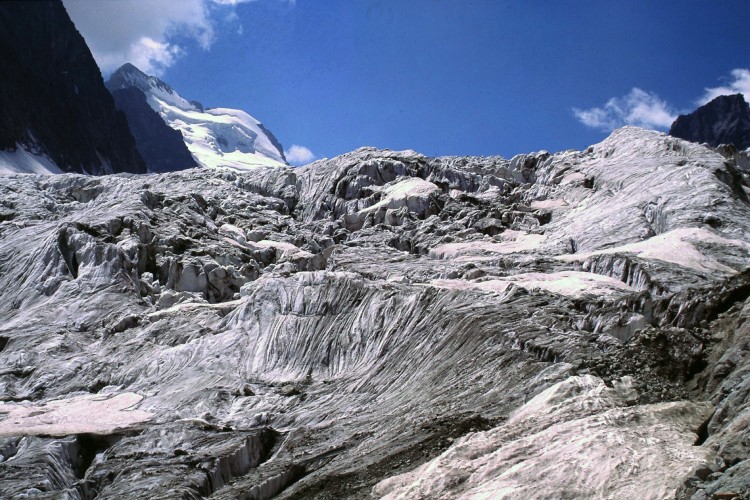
[212,0,257,4]
[699,68,750,104]
[285,145,316,165]
[574,68,750,133]
[62,0,286,76]
[63,0,214,76]
[573,88,677,132]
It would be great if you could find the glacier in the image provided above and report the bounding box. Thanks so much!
[0,127,749,498]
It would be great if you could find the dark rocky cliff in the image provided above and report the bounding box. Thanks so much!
[110,87,198,173]
[0,1,145,174]
[669,93,750,149]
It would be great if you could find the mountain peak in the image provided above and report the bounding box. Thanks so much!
[106,63,192,107]
[105,64,287,169]
[711,92,747,105]
[107,63,150,90]
[669,93,750,149]
[114,62,143,76]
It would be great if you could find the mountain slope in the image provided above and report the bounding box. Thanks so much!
[106,63,287,170]
[0,128,749,498]
[110,87,198,173]
[669,93,750,149]
[0,1,145,175]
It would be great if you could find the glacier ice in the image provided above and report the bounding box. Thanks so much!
[0,127,749,498]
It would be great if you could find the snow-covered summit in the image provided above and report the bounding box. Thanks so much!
[106,63,201,112]
[106,63,288,170]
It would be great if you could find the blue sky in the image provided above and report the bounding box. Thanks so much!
[64,0,750,164]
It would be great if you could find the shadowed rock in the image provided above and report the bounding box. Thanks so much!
[670,93,750,149]
[0,1,145,174]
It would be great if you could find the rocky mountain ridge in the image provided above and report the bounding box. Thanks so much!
[0,127,748,498]
[670,93,750,150]
[0,1,145,175]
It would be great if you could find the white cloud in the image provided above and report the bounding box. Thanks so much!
[699,68,750,104]
[213,0,295,4]
[94,37,185,77]
[212,0,256,4]
[62,0,239,76]
[285,145,316,165]
[573,88,677,132]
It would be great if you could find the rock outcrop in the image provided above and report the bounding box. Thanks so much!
[670,93,750,150]
[0,127,749,498]
[0,1,145,175]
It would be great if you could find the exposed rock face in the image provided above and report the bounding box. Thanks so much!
[0,1,146,175]
[106,63,288,170]
[670,93,750,149]
[0,127,749,498]
[110,87,198,173]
